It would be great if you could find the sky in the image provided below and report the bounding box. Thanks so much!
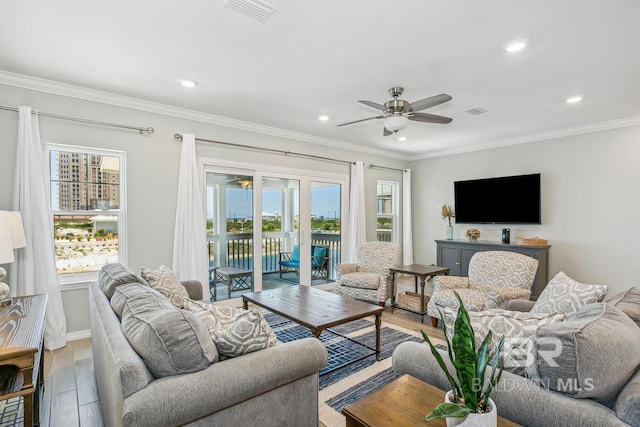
[222,186,340,219]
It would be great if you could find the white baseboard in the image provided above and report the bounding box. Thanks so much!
[67,329,91,341]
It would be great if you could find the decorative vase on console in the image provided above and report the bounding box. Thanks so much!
[441,204,455,240]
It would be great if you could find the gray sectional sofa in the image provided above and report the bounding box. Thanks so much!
[89,264,327,427]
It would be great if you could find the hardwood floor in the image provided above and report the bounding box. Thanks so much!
[34,276,439,427]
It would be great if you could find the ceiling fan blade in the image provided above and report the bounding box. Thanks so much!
[337,115,384,127]
[383,127,393,136]
[403,93,452,112]
[407,112,453,124]
[358,100,387,111]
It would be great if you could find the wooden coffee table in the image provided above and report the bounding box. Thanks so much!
[342,374,520,427]
[242,286,383,370]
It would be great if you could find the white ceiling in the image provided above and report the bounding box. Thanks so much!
[1,1,640,159]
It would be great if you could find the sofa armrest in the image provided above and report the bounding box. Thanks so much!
[336,263,357,279]
[485,288,532,309]
[124,337,327,427]
[504,299,536,312]
[181,280,203,301]
[433,275,470,291]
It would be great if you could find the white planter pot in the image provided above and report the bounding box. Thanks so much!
[444,390,497,427]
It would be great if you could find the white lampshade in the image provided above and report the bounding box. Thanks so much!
[383,115,408,132]
[0,211,26,264]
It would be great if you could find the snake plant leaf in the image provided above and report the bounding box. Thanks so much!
[425,402,473,421]
[437,307,460,394]
[451,292,478,410]
[421,329,460,396]
[476,330,492,383]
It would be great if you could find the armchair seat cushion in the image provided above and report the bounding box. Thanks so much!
[279,261,299,269]
[339,272,381,290]
[431,288,486,313]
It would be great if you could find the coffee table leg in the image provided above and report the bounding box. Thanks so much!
[375,313,381,361]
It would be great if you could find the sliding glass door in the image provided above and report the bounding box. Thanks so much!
[204,164,347,302]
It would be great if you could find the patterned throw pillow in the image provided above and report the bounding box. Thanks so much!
[441,308,565,375]
[140,265,189,308]
[531,271,608,316]
[183,299,279,358]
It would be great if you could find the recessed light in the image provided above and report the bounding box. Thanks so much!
[398,136,407,142]
[178,79,198,88]
[318,115,329,121]
[566,95,583,104]
[503,39,528,53]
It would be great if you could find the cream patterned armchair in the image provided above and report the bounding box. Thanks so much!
[427,251,538,324]
[334,241,401,306]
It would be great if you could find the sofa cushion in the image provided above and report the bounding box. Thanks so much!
[121,294,218,378]
[99,263,147,299]
[183,299,278,358]
[534,303,640,406]
[110,282,166,318]
[140,265,189,308]
[338,272,381,290]
[605,286,640,327]
[531,271,608,315]
[441,308,565,375]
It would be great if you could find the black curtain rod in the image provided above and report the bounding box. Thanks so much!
[173,133,354,166]
[0,105,154,134]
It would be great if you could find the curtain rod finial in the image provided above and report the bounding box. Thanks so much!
[173,133,183,141]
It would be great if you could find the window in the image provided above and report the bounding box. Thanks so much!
[47,144,126,283]
[376,181,399,243]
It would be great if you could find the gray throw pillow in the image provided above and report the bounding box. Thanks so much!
[140,265,189,308]
[110,282,165,319]
[183,299,278,358]
[121,294,218,378]
[534,303,640,406]
[531,271,608,315]
[605,286,640,328]
[99,263,147,299]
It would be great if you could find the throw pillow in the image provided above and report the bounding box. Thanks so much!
[530,271,608,315]
[290,245,300,263]
[534,303,640,406]
[441,308,565,375]
[605,286,640,328]
[121,293,218,378]
[99,263,147,299]
[110,282,165,318]
[140,265,189,308]
[183,299,278,358]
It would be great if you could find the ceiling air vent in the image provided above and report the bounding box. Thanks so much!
[224,0,278,23]
[465,107,488,115]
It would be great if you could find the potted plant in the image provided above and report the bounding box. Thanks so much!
[421,292,505,426]
[441,204,455,240]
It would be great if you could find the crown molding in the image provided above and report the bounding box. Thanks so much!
[413,115,640,160]
[0,70,407,161]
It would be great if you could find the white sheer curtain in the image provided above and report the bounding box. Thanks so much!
[172,134,209,297]
[345,161,366,263]
[11,106,67,350]
[402,169,414,265]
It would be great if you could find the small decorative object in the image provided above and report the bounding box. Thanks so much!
[441,204,455,240]
[465,228,480,242]
[0,211,27,307]
[421,292,505,426]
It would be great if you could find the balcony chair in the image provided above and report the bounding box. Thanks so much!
[427,250,538,326]
[279,244,330,282]
[334,241,401,306]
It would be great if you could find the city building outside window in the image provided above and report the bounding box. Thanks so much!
[376,180,399,243]
[46,144,126,284]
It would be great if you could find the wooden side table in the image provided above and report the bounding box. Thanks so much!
[0,294,47,427]
[389,264,450,323]
[342,374,520,427]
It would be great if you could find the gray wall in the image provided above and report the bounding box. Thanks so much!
[410,124,640,295]
[0,83,407,335]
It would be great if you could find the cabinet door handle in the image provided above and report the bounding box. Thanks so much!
[455,262,461,266]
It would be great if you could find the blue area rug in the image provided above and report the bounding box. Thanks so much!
[263,312,423,389]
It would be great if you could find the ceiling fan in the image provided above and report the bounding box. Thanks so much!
[337,87,453,136]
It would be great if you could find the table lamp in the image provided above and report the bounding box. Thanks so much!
[0,211,27,306]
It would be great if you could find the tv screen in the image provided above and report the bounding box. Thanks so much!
[454,173,541,224]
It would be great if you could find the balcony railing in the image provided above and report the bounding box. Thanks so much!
[208,232,341,281]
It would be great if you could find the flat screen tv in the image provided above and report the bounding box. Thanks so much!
[454,173,541,224]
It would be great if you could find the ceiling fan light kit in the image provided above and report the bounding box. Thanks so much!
[337,86,453,136]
